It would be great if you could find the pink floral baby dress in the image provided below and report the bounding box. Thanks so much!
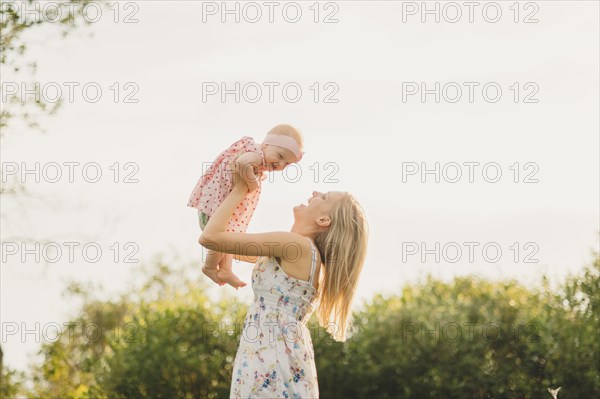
[230,237,320,398]
[187,136,266,233]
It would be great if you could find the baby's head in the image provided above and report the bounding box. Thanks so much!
[261,124,304,172]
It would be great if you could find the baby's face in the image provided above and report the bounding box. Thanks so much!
[263,144,298,171]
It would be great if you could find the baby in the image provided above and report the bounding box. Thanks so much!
[187,124,304,288]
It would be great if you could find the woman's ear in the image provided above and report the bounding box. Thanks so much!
[316,216,331,227]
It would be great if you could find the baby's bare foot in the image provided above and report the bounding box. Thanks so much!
[202,264,222,285]
[217,269,247,289]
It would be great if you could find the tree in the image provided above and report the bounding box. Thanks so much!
[12,251,600,398]
[1,0,101,135]
[314,250,600,399]
[26,257,249,399]
[0,1,105,385]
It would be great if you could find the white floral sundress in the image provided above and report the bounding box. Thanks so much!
[230,238,320,398]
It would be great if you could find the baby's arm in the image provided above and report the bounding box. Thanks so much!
[234,152,263,192]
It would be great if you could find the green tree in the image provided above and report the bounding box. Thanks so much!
[314,250,600,399]
[1,2,106,390]
[534,249,600,398]
[0,366,25,398]
[17,251,600,398]
[26,257,248,399]
[1,0,101,135]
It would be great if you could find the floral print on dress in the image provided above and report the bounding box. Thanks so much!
[230,242,320,398]
[187,136,266,233]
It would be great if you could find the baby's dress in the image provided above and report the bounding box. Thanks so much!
[230,238,320,398]
[187,136,265,233]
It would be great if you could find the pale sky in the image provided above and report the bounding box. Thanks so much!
[1,1,599,373]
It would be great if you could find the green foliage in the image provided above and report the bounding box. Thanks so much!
[1,366,25,398]
[97,280,247,398]
[15,251,600,398]
[315,250,600,399]
[0,0,106,134]
[0,0,107,201]
[26,258,249,399]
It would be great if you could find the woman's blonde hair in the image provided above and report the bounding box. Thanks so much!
[313,193,369,342]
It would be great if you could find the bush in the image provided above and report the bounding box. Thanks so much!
[19,252,599,398]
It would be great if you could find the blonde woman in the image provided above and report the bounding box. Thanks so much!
[199,180,369,398]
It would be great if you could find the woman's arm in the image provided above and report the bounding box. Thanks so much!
[200,180,248,238]
[199,181,310,262]
[234,151,262,192]
[233,254,260,263]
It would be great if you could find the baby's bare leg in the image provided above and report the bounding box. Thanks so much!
[217,253,247,289]
[202,249,224,285]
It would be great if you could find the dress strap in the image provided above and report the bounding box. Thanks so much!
[305,237,317,285]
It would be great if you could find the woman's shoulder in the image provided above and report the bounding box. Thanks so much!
[280,237,320,279]
[277,233,315,255]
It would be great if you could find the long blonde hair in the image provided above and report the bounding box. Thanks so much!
[313,193,369,342]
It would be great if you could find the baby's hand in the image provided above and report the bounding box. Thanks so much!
[233,152,262,192]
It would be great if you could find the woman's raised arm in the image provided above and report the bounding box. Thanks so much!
[199,180,310,262]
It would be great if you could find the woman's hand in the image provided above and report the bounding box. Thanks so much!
[234,152,262,192]
[232,171,250,195]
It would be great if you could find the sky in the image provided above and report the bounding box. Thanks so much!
[1,0,599,373]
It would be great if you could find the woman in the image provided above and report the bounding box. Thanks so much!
[199,180,368,398]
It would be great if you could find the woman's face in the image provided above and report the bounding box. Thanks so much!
[293,191,345,227]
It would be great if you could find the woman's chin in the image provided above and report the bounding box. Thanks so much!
[293,204,306,212]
